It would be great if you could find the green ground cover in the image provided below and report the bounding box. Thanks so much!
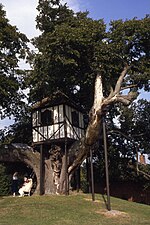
[0,193,149,225]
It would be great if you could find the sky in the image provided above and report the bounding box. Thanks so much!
[1,0,150,39]
[0,0,150,127]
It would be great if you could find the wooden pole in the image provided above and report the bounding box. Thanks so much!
[86,157,90,193]
[64,139,68,195]
[103,118,111,211]
[76,166,80,192]
[40,144,44,195]
[63,104,68,196]
[90,148,95,201]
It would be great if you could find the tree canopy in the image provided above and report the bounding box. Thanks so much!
[0,4,29,119]
[0,0,150,195]
[1,0,149,155]
[26,0,150,113]
[118,99,150,153]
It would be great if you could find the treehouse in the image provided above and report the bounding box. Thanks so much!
[32,91,85,147]
[31,91,86,194]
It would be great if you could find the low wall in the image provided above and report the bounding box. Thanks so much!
[94,181,150,205]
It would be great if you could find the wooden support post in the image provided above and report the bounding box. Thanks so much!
[90,148,95,201]
[103,118,111,211]
[76,166,80,192]
[63,105,69,196]
[64,139,69,195]
[40,144,44,195]
[86,157,90,193]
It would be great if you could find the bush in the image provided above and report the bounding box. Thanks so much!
[0,164,11,196]
[80,166,89,193]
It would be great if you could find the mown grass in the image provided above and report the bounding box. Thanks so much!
[0,193,149,225]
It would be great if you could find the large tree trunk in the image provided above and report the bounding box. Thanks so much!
[0,65,137,195]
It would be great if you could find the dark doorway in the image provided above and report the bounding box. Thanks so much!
[3,162,37,195]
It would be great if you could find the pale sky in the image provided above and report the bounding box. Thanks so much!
[1,0,149,39]
[0,0,149,128]
[1,0,85,39]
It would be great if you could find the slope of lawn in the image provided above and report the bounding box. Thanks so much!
[0,193,149,225]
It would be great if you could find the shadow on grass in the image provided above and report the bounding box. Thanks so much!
[102,194,111,211]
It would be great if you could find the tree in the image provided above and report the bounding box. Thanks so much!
[27,0,106,110]
[0,4,29,119]
[132,100,150,154]
[101,99,150,184]
[27,1,150,111]
[0,164,11,196]
[1,1,149,194]
[0,108,32,145]
[118,99,150,154]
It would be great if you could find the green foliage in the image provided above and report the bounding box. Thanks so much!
[80,164,89,193]
[108,17,150,92]
[132,100,150,153]
[0,104,32,145]
[0,4,29,118]
[0,117,32,145]
[0,0,149,186]
[27,0,107,110]
[91,99,150,183]
[0,164,11,196]
[27,0,150,112]
[118,99,150,154]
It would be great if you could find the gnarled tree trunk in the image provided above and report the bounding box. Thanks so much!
[43,64,137,194]
[0,65,137,195]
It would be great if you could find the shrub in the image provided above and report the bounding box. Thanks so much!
[0,164,11,196]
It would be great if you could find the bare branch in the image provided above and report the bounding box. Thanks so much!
[137,165,150,179]
[115,96,133,105]
[101,65,135,110]
[108,130,150,179]
[102,90,137,109]
[107,86,114,99]
[120,84,137,91]
[93,73,103,111]
[108,129,131,139]
[114,64,130,94]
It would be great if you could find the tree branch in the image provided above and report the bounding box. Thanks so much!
[120,84,137,91]
[93,73,103,111]
[137,165,150,179]
[114,64,130,94]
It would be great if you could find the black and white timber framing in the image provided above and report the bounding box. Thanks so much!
[32,91,85,145]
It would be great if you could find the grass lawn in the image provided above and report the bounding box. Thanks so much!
[0,193,149,225]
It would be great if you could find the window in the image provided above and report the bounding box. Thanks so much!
[41,109,53,126]
[32,112,37,126]
[71,111,79,127]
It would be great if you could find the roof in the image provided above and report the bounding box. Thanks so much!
[32,91,85,112]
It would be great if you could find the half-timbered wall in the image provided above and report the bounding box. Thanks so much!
[65,105,84,140]
[32,104,85,143]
